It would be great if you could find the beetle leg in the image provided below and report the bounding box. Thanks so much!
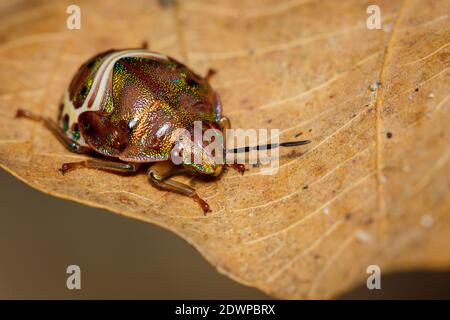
[219,116,231,159]
[218,116,231,131]
[60,159,139,175]
[219,116,246,175]
[229,163,246,175]
[205,68,217,82]
[16,109,90,154]
[141,40,149,50]
[148,162,210,214]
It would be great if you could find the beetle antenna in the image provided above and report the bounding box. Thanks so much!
[226,140,311,153]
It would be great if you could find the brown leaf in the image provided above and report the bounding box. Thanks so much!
[0,0,449,298]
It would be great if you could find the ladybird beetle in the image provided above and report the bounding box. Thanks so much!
[17,47,310,213]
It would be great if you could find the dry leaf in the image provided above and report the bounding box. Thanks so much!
[0,0,449,299]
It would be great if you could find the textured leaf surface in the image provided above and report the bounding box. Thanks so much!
[0,0,449,298]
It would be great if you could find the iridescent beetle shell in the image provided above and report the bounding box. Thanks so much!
[17,48,310,213]
[59,49,223,173]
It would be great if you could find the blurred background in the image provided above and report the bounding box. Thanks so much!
[1,169,450,299]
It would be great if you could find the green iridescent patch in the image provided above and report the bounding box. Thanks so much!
[72,129,80,141]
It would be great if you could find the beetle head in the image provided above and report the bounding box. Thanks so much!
[170,122,224,176]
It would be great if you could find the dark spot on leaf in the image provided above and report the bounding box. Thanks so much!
[363,216,374,225]
[159,0,175,7]
[387,132,393,139]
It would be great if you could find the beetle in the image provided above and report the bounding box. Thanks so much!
[16,47,310,213]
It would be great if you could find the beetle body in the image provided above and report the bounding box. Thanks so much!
[17,48,310,213]
[59,49,223,175]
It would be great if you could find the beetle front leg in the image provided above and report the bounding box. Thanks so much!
[205,68,216,82]
[141,40,149,50]
[219,116,230,131]
[148,162,210,214]
[16,109,90,154]
[60,159,140,175]
[219,116,246,175]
